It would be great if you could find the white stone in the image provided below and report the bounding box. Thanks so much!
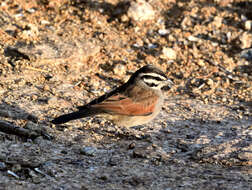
[188,35,199,42]
[127,0,155,22]
[245,20,252,31]
[158,29,170,36]
[161,47,177,60]
[240,32,252,49]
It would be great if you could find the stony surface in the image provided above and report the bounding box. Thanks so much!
[0,0,251,189]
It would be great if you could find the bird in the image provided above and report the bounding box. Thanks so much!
[51,65,173,127]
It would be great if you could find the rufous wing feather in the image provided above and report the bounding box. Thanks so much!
[91,94,157,116]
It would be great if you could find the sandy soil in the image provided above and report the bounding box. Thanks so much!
[0,0,251,189]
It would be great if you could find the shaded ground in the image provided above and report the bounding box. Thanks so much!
[0,0,251,189]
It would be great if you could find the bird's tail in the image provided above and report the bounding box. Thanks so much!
[51,108,100,124]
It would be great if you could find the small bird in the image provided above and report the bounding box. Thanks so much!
[52,65,173,127]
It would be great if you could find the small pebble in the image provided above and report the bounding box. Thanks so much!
[240,32,252,49]
[41,20,50,25]
[47,97,58,105]
[43,84,50,91]
[27,8,36,13]
[32,176,41,184]
[133,148,149,158]
[188,35,199,42]
[132,43,141,48]
[226,31,232,42]
[241,14,247,22]
[12,164,22,172]
[160,47,177,60]
[7,170,19,179]
[240,48,252,61]
[147,43,157,49]
[238,152,252,161]
[99,174,109,180]
[14,13,24,18]
[158,29,169,36]
[121,14,129,22]
[80,146,97,156]
[128,142,136,149]
[197,59,206,67]
[109,155,121,166]
[161,128,171,134]
[0,162,6,171]
[245,20,252,30]
[127,0,155,22]
[212,16,223,28]
[181,16,192,29]
[207,79,214,87]
[29,169,38,178]
[113,64,126,75]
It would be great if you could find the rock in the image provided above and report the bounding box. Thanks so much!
[127,0,155,22]
[160,47,177,60]
[80,146,97,156]
[133,148,149,158]
[120,14,129,22]
[226,31,232,42]
[188,35,199,42]
[29,169,41,184]
[161,128,172,134]
[181,16,192,29]
[147,43,157,49]
[47,97,58,105]
[0,162,6,171]
[99,174,109,181]
[158,29,170,36]
[20,23,39,40]
[241,14,247,22]
[240,32,252,49]
[240,48,252,61]
[207,78,214,87]
[108,155,121,166]
[113,64,126,75]
[245,20,252,30]
[197,59,206,67]
[40,20,50,25]
[238,151,252,161]
[11,164,22,172]
[128,142,136,149]
[27,8,36,13]
[212,16,223,28]
[7,170,19,179]
[43,84,50,91]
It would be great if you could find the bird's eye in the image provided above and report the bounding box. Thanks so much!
[161,85,171,91]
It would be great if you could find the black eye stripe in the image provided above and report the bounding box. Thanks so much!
[145,82,159,87]
[140,75,165,81]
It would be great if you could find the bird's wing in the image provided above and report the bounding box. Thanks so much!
[91,93,158,116]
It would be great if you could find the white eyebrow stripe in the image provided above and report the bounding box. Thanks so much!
[139,73,167,81]
[143,78,160,85]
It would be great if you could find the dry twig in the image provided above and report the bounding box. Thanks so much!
[0,120,39,139]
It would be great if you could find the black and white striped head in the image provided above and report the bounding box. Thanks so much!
[129,65,173,91]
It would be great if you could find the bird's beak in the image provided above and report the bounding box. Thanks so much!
[161,79,173,91]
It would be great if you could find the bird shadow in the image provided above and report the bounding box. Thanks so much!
[0,101,38,122]
[60,96,252,167]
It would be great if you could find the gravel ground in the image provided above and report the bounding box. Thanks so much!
[0,0,251,189]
